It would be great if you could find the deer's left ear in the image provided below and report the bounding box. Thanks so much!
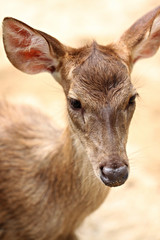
[3,17,66,75]
[117,6,160,66]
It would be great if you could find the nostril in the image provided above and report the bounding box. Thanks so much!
[100,165,129,187]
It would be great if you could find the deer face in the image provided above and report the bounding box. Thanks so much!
[3,6,160,187]
[61,44,137,186]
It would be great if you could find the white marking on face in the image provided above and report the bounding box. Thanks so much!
[52,72,62,82]
[68,66,75,80]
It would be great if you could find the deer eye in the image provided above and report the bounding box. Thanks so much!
[69,98,82,110]
[128,94,138,106]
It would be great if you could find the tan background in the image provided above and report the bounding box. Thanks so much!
[1,1,160,239]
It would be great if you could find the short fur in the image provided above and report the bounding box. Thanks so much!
[1,6,160,240]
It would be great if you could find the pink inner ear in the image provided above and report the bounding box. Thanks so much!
[8,34,31,48]
[6,20,34,49]
[15,48,55,73]
[3,19,59,74]
[18,49,42,60]
[27,64,49,73]
[151,30,160,40]
[8,21,31,38]
[133,28,160,63]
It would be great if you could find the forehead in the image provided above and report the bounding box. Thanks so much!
[68,43,133,102]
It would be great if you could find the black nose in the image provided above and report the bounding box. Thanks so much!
[100,165,129,187]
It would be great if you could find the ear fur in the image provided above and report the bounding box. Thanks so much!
[117,6,160,66]
[3,17,66,75]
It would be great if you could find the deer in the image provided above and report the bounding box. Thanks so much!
[1,5,160,240]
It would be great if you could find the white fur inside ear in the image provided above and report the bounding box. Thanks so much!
[132,31,150,62]
[6,25,50,56]
[3,20,58,73]
[132,14,160,62]
[150,14,160,36]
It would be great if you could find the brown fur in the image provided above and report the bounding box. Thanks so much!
[1,6,160,240]
[0,102,108,239]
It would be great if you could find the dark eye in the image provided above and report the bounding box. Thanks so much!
[128,94,137,106]
[69,98,82,110]
[129,96,136,105]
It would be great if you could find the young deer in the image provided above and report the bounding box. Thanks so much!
[1,6,160,240]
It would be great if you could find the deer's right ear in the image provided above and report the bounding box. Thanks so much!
[117,6,160,68]
[3,17,66,78]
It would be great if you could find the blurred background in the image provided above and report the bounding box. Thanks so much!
[1,0,160,239]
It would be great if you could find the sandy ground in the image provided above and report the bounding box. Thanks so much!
[1,1,160,239]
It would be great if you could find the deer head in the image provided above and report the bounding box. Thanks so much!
[2,6,160,187]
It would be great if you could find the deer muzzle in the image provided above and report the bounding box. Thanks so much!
[100,163,129,187]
